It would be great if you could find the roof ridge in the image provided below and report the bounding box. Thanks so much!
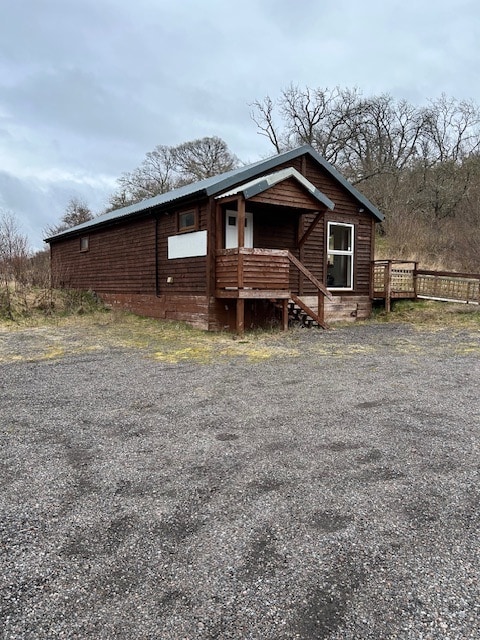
[45,144,382,241]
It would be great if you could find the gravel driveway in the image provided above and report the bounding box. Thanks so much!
[1,321,479,639]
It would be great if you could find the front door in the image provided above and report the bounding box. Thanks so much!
[225,210,253,249]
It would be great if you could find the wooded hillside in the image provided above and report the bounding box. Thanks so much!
[252,87,480,271]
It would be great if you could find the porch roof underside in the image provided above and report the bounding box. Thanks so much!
[214,167,335,210]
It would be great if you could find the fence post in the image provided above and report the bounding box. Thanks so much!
[384,261,392,312]
[413,262,418,299]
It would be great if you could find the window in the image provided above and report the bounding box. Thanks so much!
[327,222,354,289]
[177,209,197,233]
[80,236,89,252]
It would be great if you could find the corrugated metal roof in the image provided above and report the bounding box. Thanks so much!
[44,145,383,241]
[215,167,335,210]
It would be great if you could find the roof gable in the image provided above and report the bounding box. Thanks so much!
[214,167,334,210]
[45,145,383,241]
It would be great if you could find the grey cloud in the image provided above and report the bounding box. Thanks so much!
[0,171,111,250]
[1,66,167,145]
[1,0,480,249]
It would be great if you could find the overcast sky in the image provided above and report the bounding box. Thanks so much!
[1,0,480,249]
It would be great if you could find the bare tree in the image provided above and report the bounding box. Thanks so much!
[0,210,30,317]
[412,96,480,220]
[172,136,239,182]
[251,86,480,269]
[113,144,177,205]
[107,136,239,210]
[46,197,94,236]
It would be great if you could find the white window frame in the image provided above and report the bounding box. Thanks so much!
[327,222,354,291]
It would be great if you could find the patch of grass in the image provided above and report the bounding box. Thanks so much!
[0,308,300,364]
[0,286,108,323]
[2,287,479,365]
[371,299,480,329]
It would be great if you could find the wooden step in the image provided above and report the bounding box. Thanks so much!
[287,301,320,328]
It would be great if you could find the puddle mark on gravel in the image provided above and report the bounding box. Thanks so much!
[321,441,363,452]
[249,477,286,495]
[310,510,353,533]
[104,514,137,552]
[240,525,285,580]
[96,564,140,599]
[356,449,383,464]
[157,589,191,611]
[404,496,442,525]
[294,553,368,639]
[355,466,406,482]
[263,440,296,453]
[155,512,201,547]
[215,433,239,441]
[114,479,148,497]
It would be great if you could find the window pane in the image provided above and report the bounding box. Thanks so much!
[329,225,352,251]
[327,254,352,288]
[179,211,195,229]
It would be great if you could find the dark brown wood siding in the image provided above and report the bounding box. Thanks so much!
[299,156,374,296]
[252,205,297,250]
[301,212,325,294]
[50,217,156,293]
[50,200,211,297]
[251,204,300,290]
[249,177,323,209]
[156,201,208,294]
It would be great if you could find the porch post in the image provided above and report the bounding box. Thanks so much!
[281,299,289,331]
[236,299,245,335]
[413,261,418,299]
[385,260,392,312]
[237,196,245,248]
[298,213,305,296]
[237,196,245,291]
[215,201,223,251]
[317,292,325,326]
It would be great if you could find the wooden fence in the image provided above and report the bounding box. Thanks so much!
[373,261,480,311]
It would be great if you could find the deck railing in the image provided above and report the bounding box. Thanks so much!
[215,248,290,295]
[215,248,333,328]
[373,260,480,309]
[416,270,480,304]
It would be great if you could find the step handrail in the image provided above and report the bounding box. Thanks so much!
[286,251,334,301]
[286,251,333,329]
[290,294,329,330]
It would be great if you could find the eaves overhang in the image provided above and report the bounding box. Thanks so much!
[44,144,383,243]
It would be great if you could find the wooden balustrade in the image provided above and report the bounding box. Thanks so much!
[216,248,332,332]
[373,260,480,309]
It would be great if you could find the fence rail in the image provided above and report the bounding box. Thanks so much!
[416,272,480,304]
[373,260,480,310]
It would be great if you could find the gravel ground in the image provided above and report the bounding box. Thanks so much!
[0,322,479,639]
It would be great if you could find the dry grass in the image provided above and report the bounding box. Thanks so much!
[1,289,479,366]
[0,308,300,365]
[372,299,480,329]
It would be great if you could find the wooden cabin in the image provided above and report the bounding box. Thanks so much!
[45,145,384,332]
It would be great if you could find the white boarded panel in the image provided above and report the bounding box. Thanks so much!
[168,230,207,259]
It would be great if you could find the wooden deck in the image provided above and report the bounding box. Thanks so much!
[215,248,333,332]
[215,248,290,296]
[373,260,480,310]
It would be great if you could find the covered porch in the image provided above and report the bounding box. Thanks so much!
[212,167,335,333]
[214,247,334,332]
